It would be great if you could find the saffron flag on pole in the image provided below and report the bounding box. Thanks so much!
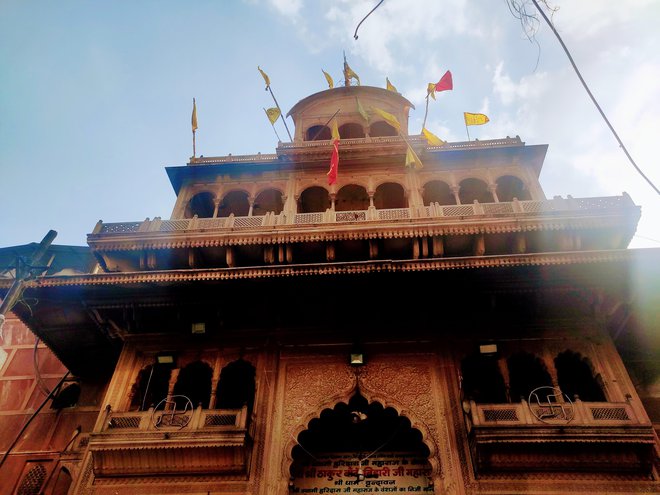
[464,112,490,126]
[422,127,446,146]
[327,120,340,185]
[405,145,423,170]
[427,83,437,100]
[344,61,361,85]
[356,98,370,123]
[191,98,198,132]
[257,66,270,89]
[386,77,398,93]
[265,107,281,125]
[322,69,334,89]
[371,107,401,132]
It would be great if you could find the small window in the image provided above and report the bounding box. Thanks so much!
[216,359,256,416]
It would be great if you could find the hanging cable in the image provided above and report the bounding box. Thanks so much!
[529,0,659,195]
[354,0,385,40]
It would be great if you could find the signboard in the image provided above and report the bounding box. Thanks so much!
[290,452,433,494]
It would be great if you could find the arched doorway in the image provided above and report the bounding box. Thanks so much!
[289,393,433,493]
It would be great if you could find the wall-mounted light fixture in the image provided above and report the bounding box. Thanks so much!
[350,352,364,366]
[191,322,206,334]
[156,353,175,365]
[479,343,498,355]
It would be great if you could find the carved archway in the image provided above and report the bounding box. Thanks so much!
[281,361,441,483]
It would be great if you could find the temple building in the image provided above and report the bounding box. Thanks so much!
[1,78,659,494]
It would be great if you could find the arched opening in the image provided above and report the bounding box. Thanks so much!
[51,467,73,495]
[369,121,398,137]
[216,359,256,416]
[173,361,213,409]
[496,175,530,202]
[555,350,606,401]
[306,125,331,141]
[184,191,215,218]
[253,188,283,216]
[339,122,365,139]
[373,182,407,209]
[459,178,493,204]
[507,352,553,402]
[298,186,331,213]
[422,180,456,206]
[51,382,81,409]
[290,393,432,492]
[335,185,369,212]
[129,364,172,411]
[218,190,250,217]
[461,353,508,403]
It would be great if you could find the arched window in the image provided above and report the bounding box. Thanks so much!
[306,125,331,141]
[218,190,250,217]
[51,467,73,495]
[422,180,456,206]
[369,121,398,137]
[335,184,369,211]
[496,175,530,202]
[507,352,553,402]
[173,361,212,409]
[253,188,284,216]
[298,186,331,213]
[216,359,256,416]
[338,122,365,139]
[51,382,81,409]
[458,178,493,204]
[555,350,606,401]
[185,191,215,218]
[461,353,507,403]
[129,364,172,411]
[373,182,407,209]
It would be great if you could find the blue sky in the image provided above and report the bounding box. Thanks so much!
[1,0,659,248]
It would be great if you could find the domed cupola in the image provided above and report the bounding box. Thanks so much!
[287,85,415,142]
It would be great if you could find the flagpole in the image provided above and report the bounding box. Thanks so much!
[192,97,197,159]
[310,109,341,142]
[264,108,283,142]
[267,86,293,142]
[465,123,471,141]
[422,95,430,131]
[193,130,196,158]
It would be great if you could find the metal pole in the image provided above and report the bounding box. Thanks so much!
[267,86,293,142]
[0,230,57,341]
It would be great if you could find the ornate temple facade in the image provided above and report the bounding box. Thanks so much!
[1,83,659,494]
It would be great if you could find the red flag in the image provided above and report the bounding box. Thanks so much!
[435,70,453,92]
[327,120,340,185]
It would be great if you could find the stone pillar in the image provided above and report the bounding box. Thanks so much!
[473,234,485,256]
[489,183,499,203]
[513,232,526,254]
[212,198,221,218]
[369,240,379,259]
[326,243,336,262]
[451,185,461,205]
[226,247,235,268]
[432,236,444,257]
[248,196,255,217]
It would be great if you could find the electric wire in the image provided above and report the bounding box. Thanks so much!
[353,0,385,40]
[529,0,660,196]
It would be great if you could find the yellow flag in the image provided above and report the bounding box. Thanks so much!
[322,69,334,89]
[371,107,401,132]
[356,98,369,123]
[386,77,398,93]
[258,66,270,88]
[265,107,281,125]
[464,112,490,126]
[422,127,445,146]
[427,83,436,100]
[405,145,423,169]
[331,119,340,141]
[344,62,360,85]
[191,98,198,132]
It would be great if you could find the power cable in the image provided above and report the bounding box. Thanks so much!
[529,0,660,195]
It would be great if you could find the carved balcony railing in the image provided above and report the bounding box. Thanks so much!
[88,405,249,477]
[463,399,656,475]
[91,194,636,236]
